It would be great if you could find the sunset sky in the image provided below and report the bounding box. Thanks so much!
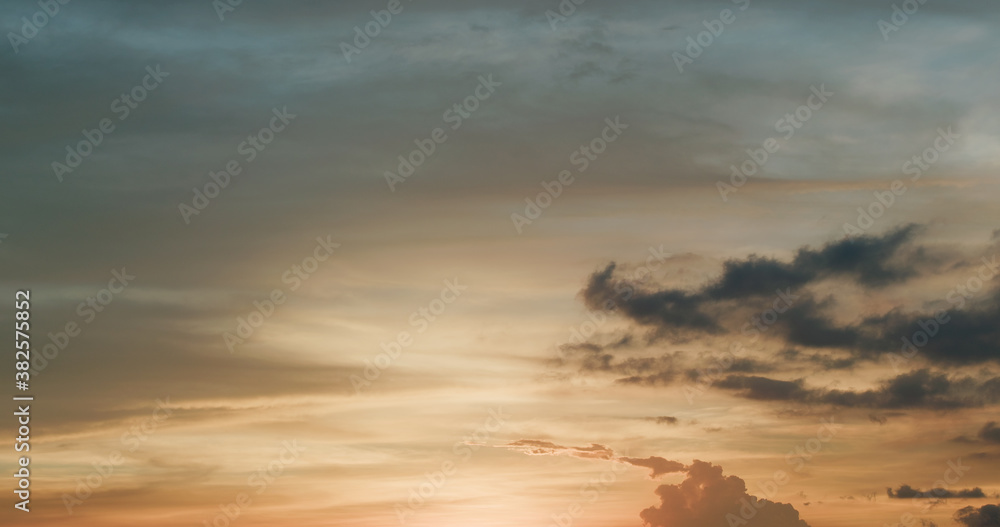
[2,1,1000,526]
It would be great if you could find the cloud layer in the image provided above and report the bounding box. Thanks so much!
[640,460,810,527]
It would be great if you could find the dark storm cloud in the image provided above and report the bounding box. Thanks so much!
[864,289,1000,365]
[714,375,808,401]
[573,228,1000,377]
[579,226,921,338]
[787,259,1000,365]
[954,504,1000,527]
[979,422,1000,444]
[817,369,999,409]
[781,296,861,348]
[702,256,812,300]
[714,369,1000,409]
[819,369,966,409]
[788,225,922,287]
[888,485,986,499]
[581,262,720,334]
[705,224,921,299]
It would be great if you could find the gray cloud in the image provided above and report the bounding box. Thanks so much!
[571,227,1000,380]
[580,226,923,340]
[979,422,1000,444]
[888,485,986,499]
[715,369,1000,409]
[954,504,1000,527]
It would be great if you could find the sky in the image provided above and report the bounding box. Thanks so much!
[1,0,999,526]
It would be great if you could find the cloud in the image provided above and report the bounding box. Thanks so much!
[979,422,1000,444]
[954,504,1000,527]
[639,460,810,527]
[580,227,922,338]
[714,369,1000,409]
[685,357,776,376]
[581,262,720,335]
[559,344,681,386]
[572,227,1000,375]
[647,416,680,425]
[620,456,686,479]
[817,369,999,409]
[506,444,811,525]
[501,441,686,479]
[868,414,888,425]
[887,485,986,499]
[573,227,931,350]
[780,296,862,348]
[865,289,1000,365]
[501,440,616,460]
[616,365,680,386]
[714,375,808,401]
[705,224,921,298]
[783,349,858,370]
